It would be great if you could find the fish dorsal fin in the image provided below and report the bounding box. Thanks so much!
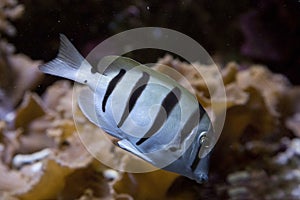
[78,87,99,126]
[97,56,142,74]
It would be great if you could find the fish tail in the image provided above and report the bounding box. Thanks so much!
[39,34,90,84]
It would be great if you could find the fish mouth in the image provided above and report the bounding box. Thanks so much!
[194,173,209,184]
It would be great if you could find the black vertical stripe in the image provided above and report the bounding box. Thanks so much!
[128,72,150,111]
[190,144,202,171]
[117,72,150,127]
[198,103,206,119]
[179,103,206,145]
[189,104,206,171]
[136,87,181,145]
[102,69,126,112]
[179,109,200,144]
[161,87,182,117]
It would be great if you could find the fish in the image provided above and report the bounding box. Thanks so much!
[39,34,214,183]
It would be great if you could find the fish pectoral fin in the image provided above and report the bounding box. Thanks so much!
[78,87,99,126]
[117,139,153,163]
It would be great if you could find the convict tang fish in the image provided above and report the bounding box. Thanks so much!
[39,34,214,183]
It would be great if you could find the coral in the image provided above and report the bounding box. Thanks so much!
[0,1,299,199]
[157,55,290,142]
[155,55,300,198]
[226,138,300,200]
[0,53,300,199]
[0,0,24,37]
[0,0,43,119]
[0,80,181,199]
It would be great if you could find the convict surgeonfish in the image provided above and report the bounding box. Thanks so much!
[39,34,214,183]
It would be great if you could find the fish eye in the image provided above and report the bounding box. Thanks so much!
[200,134,210,149]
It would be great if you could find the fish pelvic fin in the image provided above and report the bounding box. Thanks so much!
[39,34,91,84]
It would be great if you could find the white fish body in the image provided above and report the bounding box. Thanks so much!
[39,34,213,183]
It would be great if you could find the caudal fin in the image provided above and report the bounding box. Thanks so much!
[39,34,88,83]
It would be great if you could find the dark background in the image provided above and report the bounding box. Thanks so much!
[10,0,300,84]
